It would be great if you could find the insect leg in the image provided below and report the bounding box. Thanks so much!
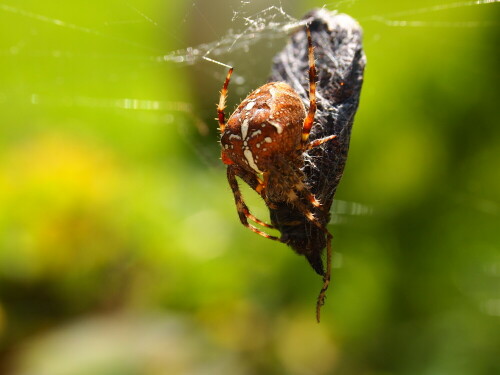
[227,166,279,240]
[217,67,233,133]
[301,27,317,144]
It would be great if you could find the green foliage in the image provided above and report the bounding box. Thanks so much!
[0,0,499,374]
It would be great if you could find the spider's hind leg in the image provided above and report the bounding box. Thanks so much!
[316,230,332,322]
[288,183,333,323]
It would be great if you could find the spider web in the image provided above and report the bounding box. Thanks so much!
[0,1,499,324]
[0,1,496,102]
[0,0,498,222]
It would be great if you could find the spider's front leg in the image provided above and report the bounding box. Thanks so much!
[301,26,318,145]
[217,67,233,133]
[305,135,338,151]
[226,165,279,240]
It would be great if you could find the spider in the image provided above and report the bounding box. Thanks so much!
[217,27,336,322]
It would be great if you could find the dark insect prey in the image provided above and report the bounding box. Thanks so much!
[216,9,365,321]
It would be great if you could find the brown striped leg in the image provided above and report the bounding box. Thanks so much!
[287,187,333,323]
[301,26,317,144]
[230,165,275,228]
[227,166,279,240]
[217,67,233,133]
[305,135,337,151]
[292,180,321,208]
[286,192,322,232]
[316,231,332,323]
[306,192,321,208]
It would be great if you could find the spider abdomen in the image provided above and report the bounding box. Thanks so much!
[220,82,305,174]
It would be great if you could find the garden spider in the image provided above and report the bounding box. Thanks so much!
[217,27,336,322]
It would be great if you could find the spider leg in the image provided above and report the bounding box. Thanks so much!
[305,134,337,151]
[227,166,279,240]
[299,134,339,208]
[217,67,233,133]
[301,27,317,144]
[229,166,275,228]
[295,27,333,321]
[316,231,332,323]
[286,191,322,230]
[293,180,322,208]
[288,184,333,323]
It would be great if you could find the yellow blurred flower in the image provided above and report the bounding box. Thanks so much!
[0,133,124,279]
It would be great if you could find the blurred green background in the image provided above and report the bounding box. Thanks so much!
[0,0,499,374]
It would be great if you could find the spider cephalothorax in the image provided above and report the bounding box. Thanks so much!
[217,27,336,321]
